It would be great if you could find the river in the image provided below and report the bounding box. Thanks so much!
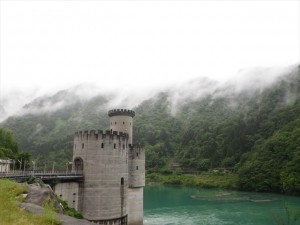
[144,186,300,225]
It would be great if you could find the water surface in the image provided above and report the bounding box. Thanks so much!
[144,186,300,225]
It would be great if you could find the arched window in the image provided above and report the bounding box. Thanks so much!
[74,157,84,172]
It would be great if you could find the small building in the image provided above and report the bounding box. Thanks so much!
[0,159,12,172]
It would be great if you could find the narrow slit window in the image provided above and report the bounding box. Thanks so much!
[114,143,116,149]
[136,166,138,170]
[101,143,104,148]
[82,143,84,149]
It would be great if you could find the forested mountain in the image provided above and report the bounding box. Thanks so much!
[1,65,299,194]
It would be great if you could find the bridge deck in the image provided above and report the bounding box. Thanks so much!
[0,171,84,183]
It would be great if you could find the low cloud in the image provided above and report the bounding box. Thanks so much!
[0,64,298,122]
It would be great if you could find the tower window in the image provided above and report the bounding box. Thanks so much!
[122,144,125,149]
[101,143,104,148]
[115,121,117,125]
[123,121,125,124]
[114,143,116,149]
[136,166,139,170]
[82,143,84,149]
[136,152,139,157]
[121,177,124,185]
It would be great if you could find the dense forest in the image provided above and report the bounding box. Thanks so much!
[1,65,299,195]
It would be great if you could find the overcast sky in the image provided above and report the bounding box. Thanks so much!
[0,0,299,102]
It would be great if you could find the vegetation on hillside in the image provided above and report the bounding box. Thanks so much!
[0,128,31,169]
[134,65,300,195]
[1,92,109,169]
[1,65,300,195]
[146,173,238,189]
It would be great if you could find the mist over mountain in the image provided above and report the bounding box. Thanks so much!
[0,64,299,194]
[0,105,6,120]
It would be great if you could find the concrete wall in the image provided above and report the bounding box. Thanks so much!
[73,130,128,221]
[54,182,79,210]
[127,188,144,225]
[109,115,133,145]
[128,146,145,188]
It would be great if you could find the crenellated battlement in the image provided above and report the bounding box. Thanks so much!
[108,109,135,118]
[129,144,144,150]
[74,129,129,141]
[128,144,144,160]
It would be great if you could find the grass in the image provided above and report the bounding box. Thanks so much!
[0,179,61,225]
[146,172,239,189]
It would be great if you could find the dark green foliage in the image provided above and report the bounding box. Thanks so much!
[0,128,18,152]
[238,120,300,194]
[0,128,31,168]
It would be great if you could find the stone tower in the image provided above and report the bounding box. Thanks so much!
[72,109,145,225]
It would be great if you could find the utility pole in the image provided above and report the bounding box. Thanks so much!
[52,162,56,173]
[32,160,35,175]
[23,160,27,172]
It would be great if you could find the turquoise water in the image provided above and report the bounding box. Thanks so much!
[144,186,300,225]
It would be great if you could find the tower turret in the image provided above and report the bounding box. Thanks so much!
[108,109,135,145]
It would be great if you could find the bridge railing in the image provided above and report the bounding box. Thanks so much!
[0,170,84,178]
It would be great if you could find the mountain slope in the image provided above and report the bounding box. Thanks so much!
[1,65,300,194]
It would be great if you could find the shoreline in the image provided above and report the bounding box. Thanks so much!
[145,172,300,197]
